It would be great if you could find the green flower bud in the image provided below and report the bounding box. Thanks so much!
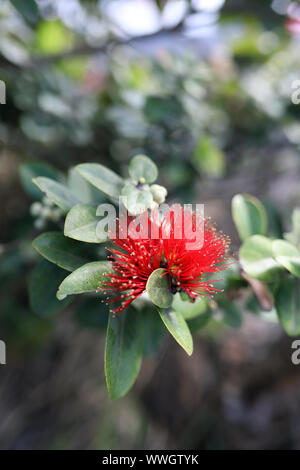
[41,207,52,219]
[43,196,54,207]
[34,218,46,230]
[150,184,167,204]
[30,202,42,217]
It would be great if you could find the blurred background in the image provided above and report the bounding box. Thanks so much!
[1,0,300,450]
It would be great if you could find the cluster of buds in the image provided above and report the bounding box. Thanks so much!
[30,196,64,230]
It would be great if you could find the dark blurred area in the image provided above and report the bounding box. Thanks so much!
[1,0,300,450]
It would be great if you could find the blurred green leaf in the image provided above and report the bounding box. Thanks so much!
[172,292,207,320]
[144,95,183,123]
[128,154,158,184]
[240,235,284,281]
[232,194,267,241]
[11,0,39,23]
[33,232,88,272]
[187,311,212,333]
[64,204,108,243]
[143,307,166,358]
[192,136,225,178]
[272,239,300,278]
[246,293,278,323]
[146,268,173,308]
[19,162,58,200]
[275,277,300,336]
[29,260,72,317]
[76,163,124,199]
[57,261,112,300]
[217,295,243,329]
[158,308,193,355]
[75,298,109,330]
[105,307,143,399]
[206,257,242,291]
[33,177,80,212]
[36,20,73,54]
[263,200,283,239]
[285,209,300,248]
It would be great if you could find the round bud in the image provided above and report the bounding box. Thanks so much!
[150,184,167,204]
[30,202,42,217]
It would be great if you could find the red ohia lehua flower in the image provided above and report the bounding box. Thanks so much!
[103,204,230,315]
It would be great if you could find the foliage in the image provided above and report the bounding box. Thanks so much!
[1,0,300,403]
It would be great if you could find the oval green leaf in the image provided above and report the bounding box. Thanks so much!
[29,260,72,317]
[273,239,300,278]
[33,177,79,212]
[158,308,193,356]
[64,204,108,243]
[19,162,58,200]
[32,232,88,272]
[68,168,106,204]
[76,163,124,199]
[129,154,158,184]
[275,277,300,336]
[172,293,207,320]
[146,268,172,308]
[57,261,113,300]
[240,235,283,282]
[232,194,267,242]
[105,307,143,399]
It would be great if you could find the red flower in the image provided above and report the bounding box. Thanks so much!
[103,204,230,315]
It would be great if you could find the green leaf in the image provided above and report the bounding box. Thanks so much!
[247,294,279,324]
[29,260,72,317]
[121,183,153,215]
[205,257,242,291]
[188,312,212,333]
[275,277,300,336]
[19,162,58,200]
[74,298,109,331]
[33,177,79,212]
[284,209,300,247]
[105,307,143,399]
[143,307,166,358]
[64,204,108,243]
[68,168,106,204]
[11,0,39,23]
[239,235,283,282]
[144,95,183,123]
[129,154,158,184]
[272,240,300,278]
[232,194,267,242]
[263,200,283,239]
[57,261,112,300]
[146,268,172,308]
[158,308,193,355]
[32,232,88,272]
[172,293,207,320]
[192,136,225,178]
[36,20,73,54]
[76,163,124,199]
[216,295,243,329]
